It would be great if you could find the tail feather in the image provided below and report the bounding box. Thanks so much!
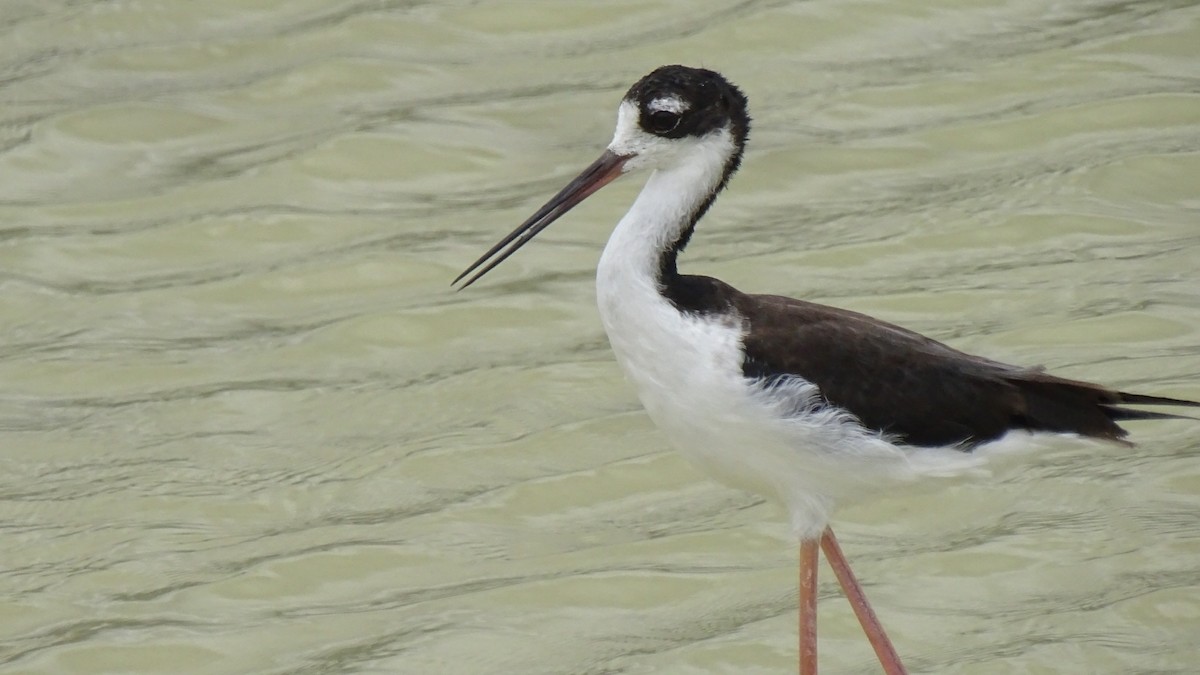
[1104,405,1195,423]
[1005,370,1196,443]
[1105,390,1199,425]
[1116,391,1200,408]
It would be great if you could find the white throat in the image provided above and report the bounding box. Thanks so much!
[593,103,748,505]
[597,101,735,291]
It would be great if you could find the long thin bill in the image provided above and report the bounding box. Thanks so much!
[453,149,631,289]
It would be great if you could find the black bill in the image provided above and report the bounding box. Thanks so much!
[454,149,632,289]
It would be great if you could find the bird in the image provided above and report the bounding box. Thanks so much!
[453,65,1198,674]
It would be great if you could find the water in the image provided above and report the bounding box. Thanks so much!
[1,1,1198,673]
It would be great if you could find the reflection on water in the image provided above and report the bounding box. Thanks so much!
[1,1,1198,673]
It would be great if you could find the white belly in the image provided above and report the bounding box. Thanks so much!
[590,158,986,538]
[594,266,985,539]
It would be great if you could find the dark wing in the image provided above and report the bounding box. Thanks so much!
[728,288,1197,449]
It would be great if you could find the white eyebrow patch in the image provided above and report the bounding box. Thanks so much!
[648,96,688,114]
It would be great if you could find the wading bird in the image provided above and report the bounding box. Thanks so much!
[455,65,1197,674]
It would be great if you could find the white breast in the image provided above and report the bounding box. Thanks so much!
[597,264,991,538]
[593,107,985,538]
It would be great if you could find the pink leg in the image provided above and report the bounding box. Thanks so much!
[820,527,907,675]
[799,538,819,675]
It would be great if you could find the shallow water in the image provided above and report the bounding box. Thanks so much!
[1,1,1198,673]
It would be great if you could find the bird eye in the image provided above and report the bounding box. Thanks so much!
[647,109,681,134]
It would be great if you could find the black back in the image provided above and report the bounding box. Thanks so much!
[665,274,1197,448]
[620,67,1197,448]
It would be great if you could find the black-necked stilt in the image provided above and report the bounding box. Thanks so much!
[455,65,1197,674]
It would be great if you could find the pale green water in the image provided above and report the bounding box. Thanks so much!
[1,1,1199,673]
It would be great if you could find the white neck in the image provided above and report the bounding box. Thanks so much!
[596,124,735,294]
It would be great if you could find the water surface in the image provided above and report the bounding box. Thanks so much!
[1,1,1198,673]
